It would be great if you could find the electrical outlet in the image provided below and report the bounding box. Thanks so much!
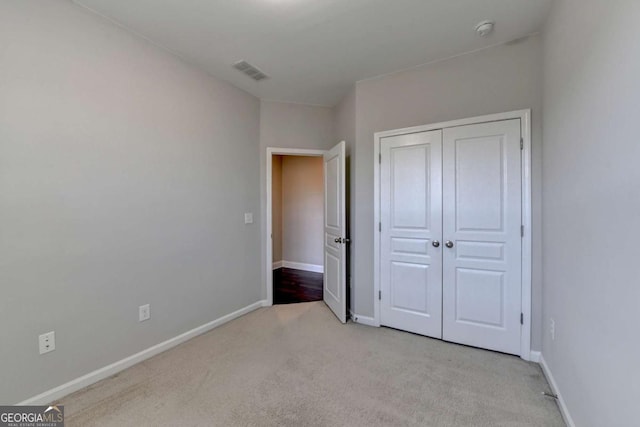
[139,304,150,322]
[550,318,555,341]
[39,331,55,355]
[244,212,253,224]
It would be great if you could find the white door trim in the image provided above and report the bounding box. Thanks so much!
[265,147,327,306]
[373,110,533,361]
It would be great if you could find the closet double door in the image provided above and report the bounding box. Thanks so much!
[380,119,522,355]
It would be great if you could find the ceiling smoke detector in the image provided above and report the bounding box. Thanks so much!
[475,20,495,37]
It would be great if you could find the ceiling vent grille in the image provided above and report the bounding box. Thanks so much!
[233,60,268,81]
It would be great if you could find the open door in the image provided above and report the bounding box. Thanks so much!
[323,141,347,323]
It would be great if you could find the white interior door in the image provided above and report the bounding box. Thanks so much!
[323,141,346,323]
[442,119,522,355]
[380,131,443,337]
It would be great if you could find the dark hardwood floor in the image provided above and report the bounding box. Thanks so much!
[273,267,323,304]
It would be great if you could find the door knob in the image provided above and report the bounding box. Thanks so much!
[432,240,440,248]
[445,240,454,248]
[334,237,342,243]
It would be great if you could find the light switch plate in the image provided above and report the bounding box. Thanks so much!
[244,213,253,224]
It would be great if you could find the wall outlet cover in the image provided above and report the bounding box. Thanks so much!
[39,331,56,355]
[139,304,150,322]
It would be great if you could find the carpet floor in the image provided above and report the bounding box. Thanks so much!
[58,302,564,426]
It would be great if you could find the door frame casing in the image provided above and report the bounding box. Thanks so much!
[373,110,533,361]
[265,147,327,306]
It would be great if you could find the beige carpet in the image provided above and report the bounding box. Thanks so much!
[58,302,563,426]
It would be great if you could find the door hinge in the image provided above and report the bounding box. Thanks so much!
[379,290,382,300]
[379,222,382,232]
[520,313,524,325]
[520,138,524,150]
[379,153,381,164]
[521,225,524,237]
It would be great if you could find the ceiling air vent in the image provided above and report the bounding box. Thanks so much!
[233,60,268,81]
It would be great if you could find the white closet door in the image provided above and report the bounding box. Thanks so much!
[380,130,443,338]
[442,119,522,355]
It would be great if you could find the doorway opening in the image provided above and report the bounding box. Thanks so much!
[271,154,324,304]
[266,144,348,322]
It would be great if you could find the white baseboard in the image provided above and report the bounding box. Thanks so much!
[272,260,283,270]
[279,260,323,273]
[350,311,378,327]
[17,299,269,405]
[529,350,541,363]
[539,354,576,427]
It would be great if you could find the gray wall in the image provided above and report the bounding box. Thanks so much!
[281,156,324,266]
[352,35,544,350]
[259,100,335,298]
[333,87,356,312]
[334,87,356,157]
[0,0,261,404]
[542,0,640,425]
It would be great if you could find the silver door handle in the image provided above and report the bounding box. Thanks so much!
[432,240,440,248]
[334,237,342,243]
[445,240,454,248]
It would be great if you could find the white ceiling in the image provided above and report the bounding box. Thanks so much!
[74,0,553,106]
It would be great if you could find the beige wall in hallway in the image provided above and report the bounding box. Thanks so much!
[281,156,324,267]
[272,155,283,263]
